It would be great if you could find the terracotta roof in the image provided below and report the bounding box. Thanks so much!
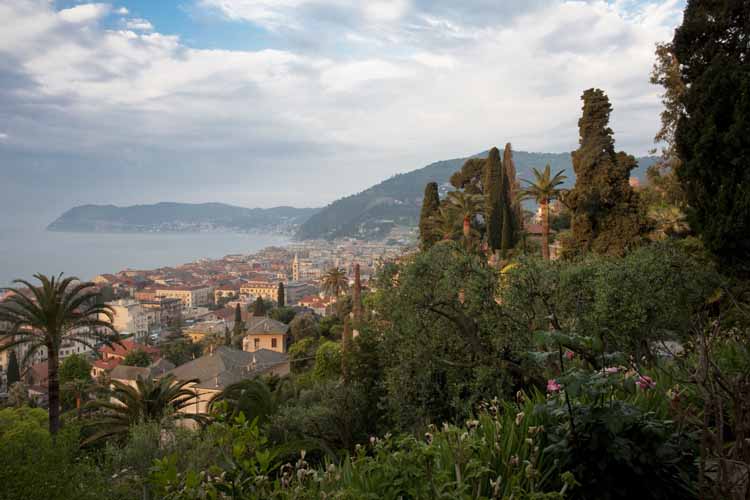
[98,339,159,358]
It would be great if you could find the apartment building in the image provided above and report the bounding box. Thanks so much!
[107,299,150,341]
[240,281,278,302]
[155,285,212,309]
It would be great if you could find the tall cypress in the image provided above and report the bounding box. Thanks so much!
[419,182,441,251]
[352,263,362,323]
[6,350,20,386]
[484,147,503,252]
[277,282,285,307]
[503,143,523,232]
[500,144,518,255]
[566,88,642,256]
[672,0,750,273]
[232,303,245,339]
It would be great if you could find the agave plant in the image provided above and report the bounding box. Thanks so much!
[83,374,206,444]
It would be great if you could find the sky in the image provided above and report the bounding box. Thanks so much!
[0,0,685,221]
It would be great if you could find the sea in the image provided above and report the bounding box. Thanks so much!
[0,215,290,287]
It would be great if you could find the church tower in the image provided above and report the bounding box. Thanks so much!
[292,253,300,281]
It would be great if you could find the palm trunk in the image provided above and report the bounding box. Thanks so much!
[47,346,61,435]
[541,198,550,260]
[463,215,471,239]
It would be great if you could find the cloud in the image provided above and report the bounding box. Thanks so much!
[0,0,685,213]
[116,7,129,15]
[58,3,110,23]
[0,133,8,140]
[124,18,154,31]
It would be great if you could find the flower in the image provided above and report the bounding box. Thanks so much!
[546,379,562,393]
[636,375,656,390]
[565,350,575,360]
[515,412,525,425]
[604,366,620,374]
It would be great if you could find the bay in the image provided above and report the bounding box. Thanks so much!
[0,215,290,287]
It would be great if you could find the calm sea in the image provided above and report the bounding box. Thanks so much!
[0,215,290,287]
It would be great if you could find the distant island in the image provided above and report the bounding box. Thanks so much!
[47,202,319,235]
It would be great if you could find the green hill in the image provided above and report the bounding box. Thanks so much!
[297,150,657,240]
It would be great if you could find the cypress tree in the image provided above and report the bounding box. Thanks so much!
[277,282,285,307]
[566,88,643,256]
[6,350,20,386]
[224,324,231,346]
[672,0,750,273]
[503,143,523,232]
[419,182,441,251]
[352,263,362,323]
[232,303,245,339]
[484,147,503,252]
[252,297,266,317]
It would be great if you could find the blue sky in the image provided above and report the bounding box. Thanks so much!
[0,0,685,220]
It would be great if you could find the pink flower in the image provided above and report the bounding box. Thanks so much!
[565,351,575,360]
[604,366,620,374]
[547,379,562,393]
[636,375,656,390]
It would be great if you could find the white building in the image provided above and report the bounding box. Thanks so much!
[107,299,150,341]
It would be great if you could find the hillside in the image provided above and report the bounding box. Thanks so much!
[297,150,658,240]
[48,202,319,234]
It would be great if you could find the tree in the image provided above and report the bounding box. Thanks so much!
[0,273,118,435]
[501,143,521,255]
[122,349,151,367]
[277,282,285,307]
[233,303,246,340]
[519,164,568,260]
[445,190,483,243]
[269,306,296,324]
[426,205,460,241]
[84,374,205,444]
[450,158,486,195]
[352,263,362,323]
[252,297,267,317]
[159,339,202,366]
[419,182,441,251]
[59,353,92,383]
[290,313,320,342]
[565,89,643,256]
[484,147,503,252]
[671,0,750,273]
[6,350,20,387]
[313,341,342,380]
[322,267,349,298]
[209,378,288,425]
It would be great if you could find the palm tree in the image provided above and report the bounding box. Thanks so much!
[209,377,290,425]
[0,273,118,435]
[445,191,484,240]
[519,164,567,260]
[427,205,460,241]
[321,267,349,298]
[83,374,205,444]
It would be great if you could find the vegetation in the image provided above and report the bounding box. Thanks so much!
[277,282,285,307]
[121,349,152,367]
[321,267,348,298]
[418,181,441,250]
[519,164,567,260]
[0,274,118,434]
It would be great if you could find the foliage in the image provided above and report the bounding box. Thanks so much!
[672,0,750,274]
[83,374,206,444]
[288,313,319,342]
[289,337,318,374]
[419,181,441,250]
[485,146,504,251]
[321,267,349,298]
[0,412,108,500]
[122,348,152,367]
[519,164,567,260]
[277,282,285,307]
[313,340,342,380]
[269,306,296,325]
[0,273,118,435]
[59,353,92,383]
[160,339,202,366]
[209,378,291,426]
[252,297,268,317]
[565,89,643,257]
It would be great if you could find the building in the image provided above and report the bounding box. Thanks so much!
[214,285,240,304]
[155,286,213,309]
[141,297,183,327]
[240,281,277,302]
[298,294,333,316]
[109,358,175,387]
[107,299,150,341]
[242,317,289,354]
[283,281,317,305]
[91,339,160,379]
[292,254,300,281]
[168,346,289,415]
[184,320,228,344]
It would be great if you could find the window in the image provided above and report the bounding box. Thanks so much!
[271,338,277,349]
[254,338,260,349]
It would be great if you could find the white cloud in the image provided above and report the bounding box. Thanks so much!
[0,133,8,140]
[58,3,110,23]
[0,0,685,209]
[116,7,129,15]
[124,18,154,31]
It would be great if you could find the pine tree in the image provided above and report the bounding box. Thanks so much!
[566,88,643,256]
[6,350,20,386]
[484,147,503,252]
[277,282,285,307]
[672,0,750,273]
[419,182,441,251]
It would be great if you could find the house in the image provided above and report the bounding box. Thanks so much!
[167,346,289,415]
[106,299,151,342]
[214,285,240,304]
[298,294,333,316]
[239,281,277,302]
[242,317,289,354]
[184,320,228,343]
[91,339,160,378]
[155,285,213,309]
[109,358,175,387]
